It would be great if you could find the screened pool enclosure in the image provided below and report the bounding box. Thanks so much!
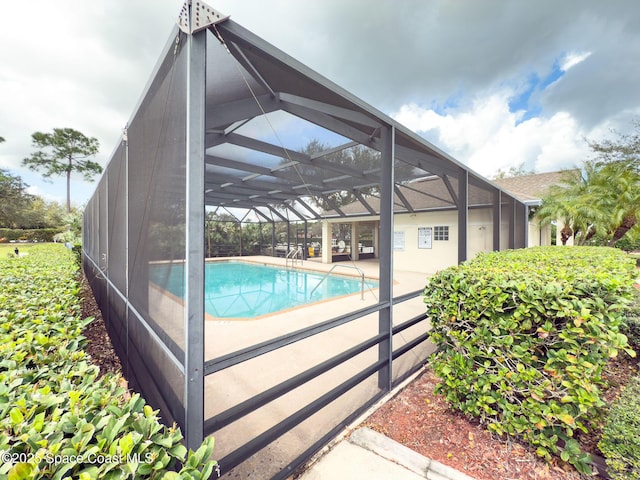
[83,1,528,477]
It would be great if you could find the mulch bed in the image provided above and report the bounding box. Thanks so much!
[79,273,122,378]
[363,354,638,480]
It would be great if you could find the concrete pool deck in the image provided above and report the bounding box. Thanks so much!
[149,256,430,354]
[148,256,433,477]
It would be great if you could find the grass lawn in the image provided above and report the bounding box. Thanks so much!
[0,242,56,257]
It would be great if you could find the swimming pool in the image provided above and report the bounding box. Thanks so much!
[149,261,378,318]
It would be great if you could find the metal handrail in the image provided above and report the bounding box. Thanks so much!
[310,264,371,300]
[285,246,303,268]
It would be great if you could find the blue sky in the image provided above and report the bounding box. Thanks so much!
[508,52,592,125]
[1,0,639,207]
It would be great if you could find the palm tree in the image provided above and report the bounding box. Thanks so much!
[536,167,600,245]
[537,120,640,247]
[586,121,640,245]
[589,160,640,245]
[537,160,640,246]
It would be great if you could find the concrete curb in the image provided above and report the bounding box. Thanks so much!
[349,428,476,480]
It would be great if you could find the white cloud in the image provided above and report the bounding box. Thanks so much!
[393,90,589,178]
[560,51,592,71]
[25,184,64,204]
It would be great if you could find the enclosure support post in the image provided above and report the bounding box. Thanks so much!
[523,205,529,248]
[271,222,276,257]
[321,220,331,263]
[508,197,516,249]
[374,221,380,259]
[458,168,468,263]
[350,222,359,261]
[493,189,501,251]
[185,26,206,450]
[303,221,308,260]
[124,130,130,378]
[378,125,394,391]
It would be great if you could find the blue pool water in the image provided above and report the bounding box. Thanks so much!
[150,261,377,318]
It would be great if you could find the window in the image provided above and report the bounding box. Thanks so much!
[434,225,449,241]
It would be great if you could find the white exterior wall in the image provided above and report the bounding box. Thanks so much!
[528,220,552,247]
[392,209,494,274]
[324,209,548,275]
[392,211,458,274]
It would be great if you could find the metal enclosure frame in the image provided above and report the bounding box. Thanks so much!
[83,1,529,477]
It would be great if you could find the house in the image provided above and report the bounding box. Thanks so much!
[493,170,571,247]
[319,171,567,274]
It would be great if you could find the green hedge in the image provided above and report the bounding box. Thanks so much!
[621,289,640,349]
[424,246,636,475]
[612,235,640,252]
[0,244,217,479]
[0,228,64,243]
[598,375,640,479]
[598,289,640,479]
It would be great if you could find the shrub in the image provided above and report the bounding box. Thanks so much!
[0,244,217,479]
[0,228,64,243]
[425,246,636,475]
[613,232,640,252]
[598,375,640,479]
[621,288,640,350]
[71,242,83,266]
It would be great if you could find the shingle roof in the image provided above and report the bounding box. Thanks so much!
[325,175,497,217]
[492,171,572,203]
[325,170,575,217]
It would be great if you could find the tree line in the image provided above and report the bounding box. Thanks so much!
[0,168,70,229]
[0,128,102,231]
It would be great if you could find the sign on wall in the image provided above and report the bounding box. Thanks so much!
[418,227,433,249]
[393,231,405,251]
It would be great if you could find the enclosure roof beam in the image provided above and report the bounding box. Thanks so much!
[253,207,275,224]
[394,185,414,213]
[283,202,306,221]
[442,175,458,206]
[399,182,456,206]
[206,195,292,211]
[293,198,322,219]
[266,205,288,222]
[388,143,457,178]
[352,191,378,215]
[205,183,297,202]
[277,92,382,130]
[239,209,254,223]
[206,178,335,200]
[205,173,334,198]
[205,154,363,192]
[221,207,243,222]
[279,100,374,146]
[321,194,345,217]
[220,133,378,185]
[224,39,277,98]
[205,188,291,203]
[310,141,360,161]
[205,94,280,132]
[205,182,299,200]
